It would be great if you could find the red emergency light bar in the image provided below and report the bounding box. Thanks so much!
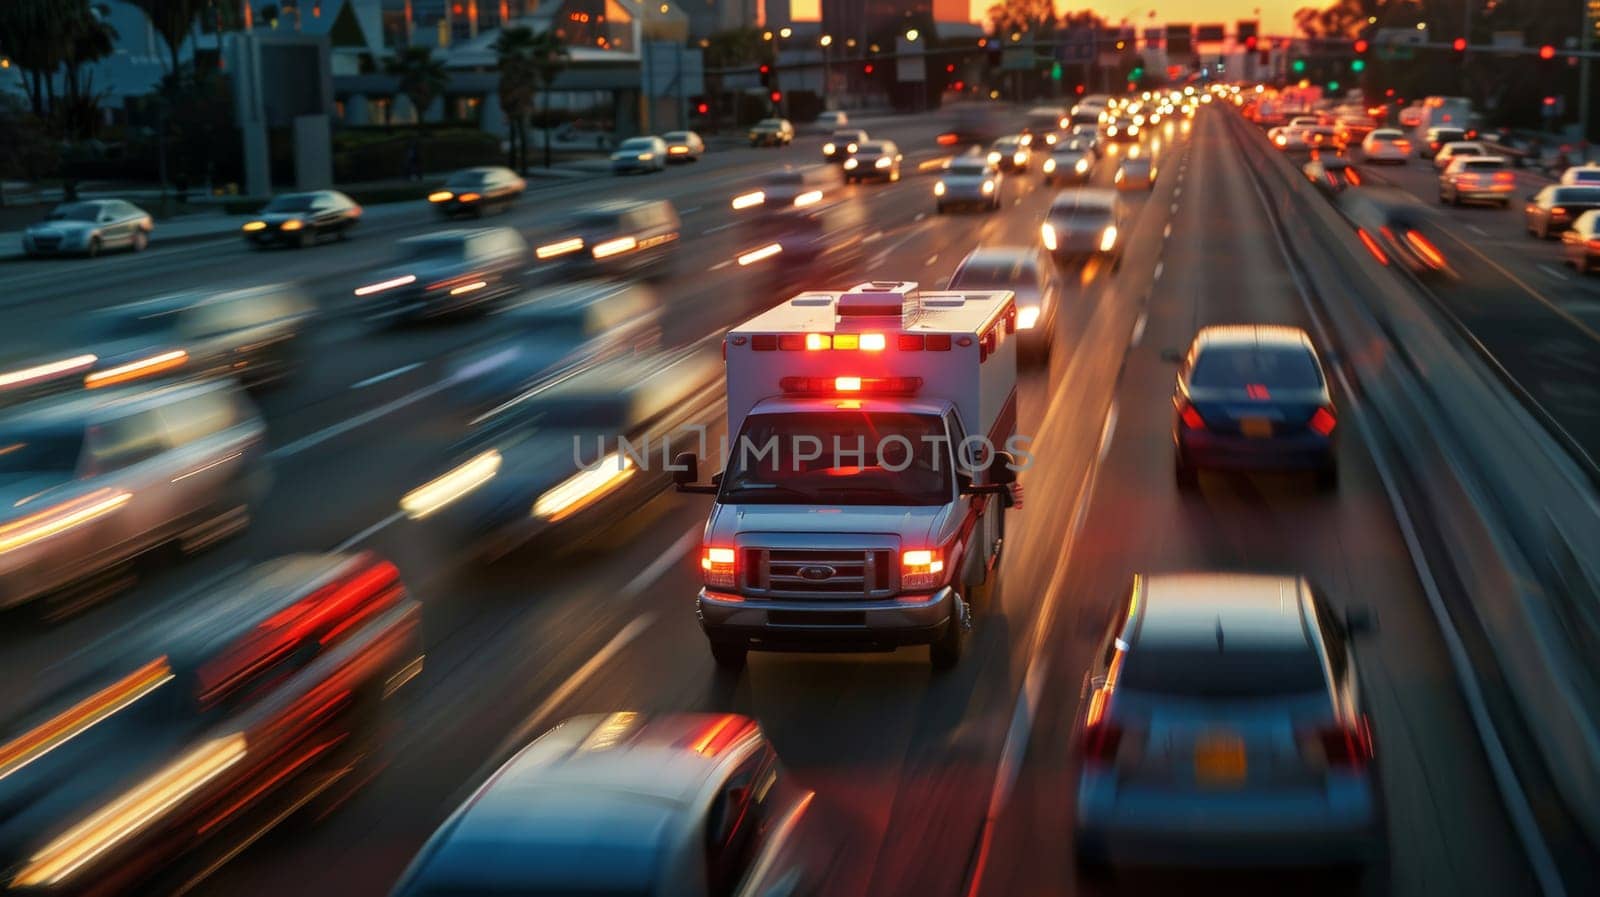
[749,333,951,351]
[780,376,923,396]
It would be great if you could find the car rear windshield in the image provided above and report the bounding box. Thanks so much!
[1463,159,1505,171]
[1570,169,1600,183]
[1371,130,1403,139]
[1555,187,1600,202]
[1190,345,1322,390]
[47,203,103,222]
[1120,646,1327,698]
[0,430,84,473]
[719,411,952,506]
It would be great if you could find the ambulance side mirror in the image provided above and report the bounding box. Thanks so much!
[673,452,719,494]
[988,452,1018,485]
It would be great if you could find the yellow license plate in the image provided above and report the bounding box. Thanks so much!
[1240,418,1273,438]
[1194,734,1247,787]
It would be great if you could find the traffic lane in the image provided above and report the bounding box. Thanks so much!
[977,108,1536,897]
[0,114,968,330]
[189,123,1190,897]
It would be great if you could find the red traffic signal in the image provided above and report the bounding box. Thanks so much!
[952,80,964,91]
[945,63,955,73]
[770,91,782,103]
[1075,84,1085,94]
[1384,88,1394,97]
[1244,35,1257,49]
[1539,45,1555,59]
[759,64,770,74]
[1452,38,1466,51]
[1353,39,1368,54]
[1543,96,1556,106]
[696,102,709,114]
[863,63,874,73]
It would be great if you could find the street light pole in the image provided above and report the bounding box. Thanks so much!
[820,34,833,109]
[1582,3,1595,156]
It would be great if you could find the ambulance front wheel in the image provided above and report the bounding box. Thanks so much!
[930,595,969,671]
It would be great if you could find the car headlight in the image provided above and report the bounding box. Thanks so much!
[1046,134,1057,145]
[844,158,859,169]
[637,152,655,161]
[1043,158,1056,173]
[1017,306,1041,330]
[243,221,266,232]
[1129,124,1139,135]
[1013,152,1026,165]
[1099,225,1118,252]
[280,219,303,231]
[934,181,946,196]
[847,143,858,153]
[1075,158,1089,173]
[1040,223,1057,251]
[824,142,836,154]
[401,450,501,519]
[987,151,1001,165]
[982,180,995,194]
[1107,126,1118,136]
[875,156,892,169]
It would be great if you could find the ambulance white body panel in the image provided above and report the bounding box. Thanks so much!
[682,282,1020,670]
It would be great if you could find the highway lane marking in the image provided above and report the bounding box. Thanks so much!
[925,254,938,267]
[333,510,404,552]
[710,259,732,271]
[1538,264,1570,281]
[1130,311,1148,347]
[915,212,927,222]
[47,561,249,674]
[620,526,701,598]
[1173,186,1182,198]
[351,362,422,389]
[1170,202,1178,213]
[1236,128,1570,897]
[1434,224,1600,346]
[1153,260,1164,281]
[1097,401,1119,462]
[704,221,739,234]
[266,377,455,460]
[679,206,702,215]
[1466,223,1488,236]
[495,612,658,755]
[1163,223,1172,239]
[863,230,886,244]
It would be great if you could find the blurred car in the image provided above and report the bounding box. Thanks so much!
[663,130,706,162]
[1421,128,1468,160]
[427,166,525,217]
[1399,102,1425,128]
[842,140,902,183]
[1301,125,1342,151]
[531,199,680,281]
[814,109,849,130]
[939,103,1004,146]
[934,156,1003,213]
[388,713,832,897]
[1338,187,1452,277]
[1438,155,1513,207]
[1024,105,1070,135]
[400,347,721,558]
[611,136,668,174]
[1042,140,1096,186]
[1360,128,1411,163]
[1559,163,1600,186]
[89,284,317,388]
[1068,123,1101,150]
[948,245,1060,361]
[1041,188,1124,267]
[749,117,795,147]
[1168,324,1339,490]
[733,164,842,210]
[355,227,529,322]
[0,551,422,896]
[242,190,361,248]
[446,280,662,417]
[822,128,869,163]
[986,136,1031,172]
[1524,185,1600,237]
[1104,118,1142,143]
[1270,126,1309,151]
[1074,572,1381,871]
[1561,210,1600,273]
[22,200,153,258]
[1432,140,1487,171]
[732,194,869,293]
[0,379,267,609]
[1303,155,1361,196]
[1114,148,1157,191]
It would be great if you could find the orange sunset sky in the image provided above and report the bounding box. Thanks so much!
[780,2,1304,39]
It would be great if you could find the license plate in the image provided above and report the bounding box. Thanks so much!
[1194,733,1247,787]
[1240,418,1273,438]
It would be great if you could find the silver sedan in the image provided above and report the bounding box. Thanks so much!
[22,199,153,257]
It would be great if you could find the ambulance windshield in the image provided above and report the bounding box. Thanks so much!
[719,410,953,506]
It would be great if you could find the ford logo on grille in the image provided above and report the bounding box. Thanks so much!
[798,565,836,581]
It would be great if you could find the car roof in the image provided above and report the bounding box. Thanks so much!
[1135,573,1312,652]
[956,246,1038,272]
[1049,187,1117,211]
[2,379,229,427]
[1192,323,1314,353]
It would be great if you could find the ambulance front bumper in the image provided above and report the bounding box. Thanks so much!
[698,585,956,651]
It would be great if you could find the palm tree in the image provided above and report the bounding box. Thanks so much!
[0,0,75,118]
[495,26,538,172]
[385,46,450,129]
[529,29,571,169]
[61,3,118,138]
[128,0,206,76]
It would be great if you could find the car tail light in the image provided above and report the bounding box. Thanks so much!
[1356,228,1389,265]
[1081,721,1123,767]
[1309,406,1337,436]
[1589,238,1600,251]
[701,546,736,589]
[1178,399,1206,430]
[458,192,481,202]
[1403,229,1446,269]
[900,549,946,591]
[1493,171,1512,183]
[1551,206,1567,216]
[1303,716,1373,769]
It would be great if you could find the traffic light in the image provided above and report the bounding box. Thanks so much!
[695,101,708,115]
[1075,84,1086,95]
[863,63,874,74]
[1354,39,1368,54]
[770,90,782,104]
[1292,58,1306,73]
[1452,37,1466,52]
[1051,61,1062,81]
[1238,20,1258,49]
[1351,59,1365,72]
[946,63,955,73]
[1327,80,1340,91]
[1129,65,1144,81]
[759,63,772,89]
[1539,44,1555,59]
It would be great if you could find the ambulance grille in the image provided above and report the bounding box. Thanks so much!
[743,548,895,598]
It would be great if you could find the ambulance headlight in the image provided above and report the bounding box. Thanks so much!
[1017,305,1041,330]
[1042,158,1056,173]
[844,158,859,170]
[934,181,946,196]
[987,151,1002,165]
[875,156,892,169]
[1099,225,1118,253]
[981,180,995,194]
[1075,158,1090,173]
[1040,222,1058,251]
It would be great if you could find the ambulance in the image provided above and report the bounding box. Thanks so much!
[673,281,1022,671]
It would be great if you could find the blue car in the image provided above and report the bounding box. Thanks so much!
[1167,324,1339,490]
[1074,572,1382,872]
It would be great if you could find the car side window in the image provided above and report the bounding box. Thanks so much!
[1310,590,1349,684]
[706,746,777,897]
[943,410,972,477]
[85,409,170,473]
[161,390,238,447]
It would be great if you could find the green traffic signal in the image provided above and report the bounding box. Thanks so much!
[1051,61,1062,81]
[1327,80,1340,91]
[1130,66,1144,80]
[1351,59,1365,72]
[1292,58,1306,73]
